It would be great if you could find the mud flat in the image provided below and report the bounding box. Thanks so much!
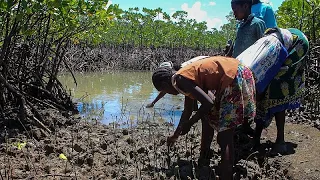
[0,108,319,179]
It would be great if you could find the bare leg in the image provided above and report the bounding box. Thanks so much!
[242,119,254,136]
[199,118,214,166]
[272,111,287,154]
[253,94,265,148]
[254,123,264,147]
[275,111,285,143]
[217,128,235,180]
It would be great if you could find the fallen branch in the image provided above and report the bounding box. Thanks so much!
[38,174,76,178]
[22,92,59,110]
[26,100,51,133]
[0,73,27,122]
[32,116,51,134]
[63,56,77,87]
[19,81,68,111]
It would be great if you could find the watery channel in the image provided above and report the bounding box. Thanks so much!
[59,71,185,127]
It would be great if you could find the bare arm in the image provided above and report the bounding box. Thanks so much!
[146,91,166,108]
[167,75,214,146]
[172,96,194,136]
[176,75,214,127]
[167,92,196,146]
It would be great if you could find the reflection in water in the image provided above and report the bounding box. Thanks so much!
[59,71,184,127]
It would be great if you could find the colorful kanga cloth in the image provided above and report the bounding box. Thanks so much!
[171,57,255,132]
[204,63,256,132]
[256,28,310,128]
[236,28,293,93]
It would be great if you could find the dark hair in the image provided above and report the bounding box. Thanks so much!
[152,67,174,91]
[252,0,261,5]
[232,0,252,8]
[172,63,181,71]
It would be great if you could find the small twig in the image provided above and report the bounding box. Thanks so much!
[22,92,58,110]
[167,145,171,169]
[32,116,51,134]
[191,160,197,180]
[38,174,76,178]
[26,100,51,133]
[174,165,181,180]
[0,170,4,180]
[246,151,259,161]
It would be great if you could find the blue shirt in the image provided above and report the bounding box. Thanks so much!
[233,14,267,58]
[252,2,277,28]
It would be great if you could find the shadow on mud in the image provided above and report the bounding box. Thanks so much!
[257,141,298,157]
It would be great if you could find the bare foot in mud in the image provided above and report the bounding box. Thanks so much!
[197,165,212,180]
[271,141,287,155]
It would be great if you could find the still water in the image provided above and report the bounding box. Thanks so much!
[59,71,184,126]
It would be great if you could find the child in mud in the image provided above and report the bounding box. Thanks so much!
[231,0,267,58]
[152,56,256,180]
[146,56,209,109]
[236,28,310,154]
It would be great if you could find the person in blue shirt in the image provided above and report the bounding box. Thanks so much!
[231,0,267,58]
[252,0,277,28]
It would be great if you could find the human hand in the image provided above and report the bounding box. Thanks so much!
[167,134,179,147]
[208,90,216,101]
[146,103,154,108]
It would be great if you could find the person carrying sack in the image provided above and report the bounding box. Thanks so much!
[237,28,310,154]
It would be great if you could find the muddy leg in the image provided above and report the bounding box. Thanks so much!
[217,128,235,180]
[242,119,254,136]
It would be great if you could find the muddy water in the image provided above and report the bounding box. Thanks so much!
[59,71,184,126]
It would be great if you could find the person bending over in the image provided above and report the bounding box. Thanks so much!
[251,28,309,154]
[152,56,256,179]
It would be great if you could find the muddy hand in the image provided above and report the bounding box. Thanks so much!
[146,103,154,108]
[167,135,178,147]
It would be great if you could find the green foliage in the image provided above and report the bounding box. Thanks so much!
[0,0,120,113]
[0,1,237,50]
[2,0,317,53]
[0,0,119,45]
[12,141,27,150]
[276,0,320,41]
[220,11,237,41]
[99,7,235,49]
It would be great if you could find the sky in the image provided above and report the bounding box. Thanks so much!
[110,0,285,30]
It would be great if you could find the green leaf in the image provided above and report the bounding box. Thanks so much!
[59,153,68,160]
[12,142,27,150]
